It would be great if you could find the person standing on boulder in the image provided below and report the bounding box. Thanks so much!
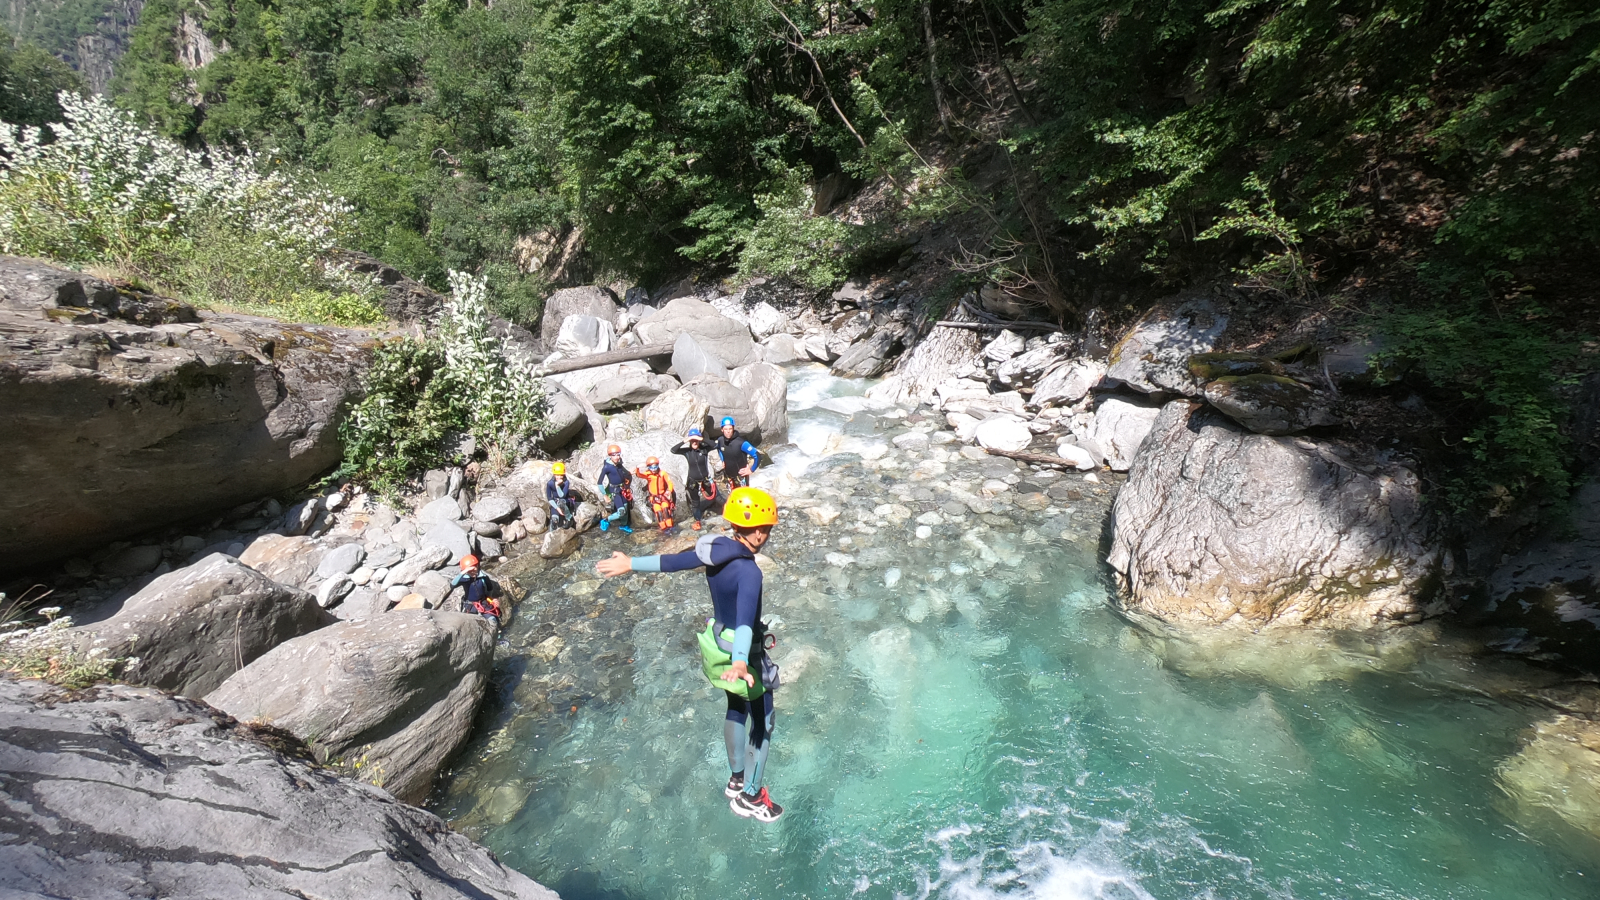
[597,445,634,534]
[452,555,502,625]
[595,487,785,823]
[672,427,720,530]
[714,417,759,491]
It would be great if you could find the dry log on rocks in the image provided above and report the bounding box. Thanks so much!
[982,447,1100,471]
[536,342,672,374]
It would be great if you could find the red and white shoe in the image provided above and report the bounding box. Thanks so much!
[730,786,784,823]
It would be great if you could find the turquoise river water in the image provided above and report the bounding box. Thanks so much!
[434,367,1599,900]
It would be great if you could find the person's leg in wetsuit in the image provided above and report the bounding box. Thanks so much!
[722,689,775,799]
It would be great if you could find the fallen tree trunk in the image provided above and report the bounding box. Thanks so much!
[983,446,1097,470]
[535,344,673,375]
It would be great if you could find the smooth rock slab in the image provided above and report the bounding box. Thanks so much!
[76,553,333,698]
[207,610,496,804]
[238,534,325,588]
[1108,401,1439,628]
[0,676,557,900]
[1087,397,1162,471]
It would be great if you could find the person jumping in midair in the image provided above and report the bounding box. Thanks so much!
[595,487,785,822]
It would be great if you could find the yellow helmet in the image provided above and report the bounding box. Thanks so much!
[723,486,778,527]
[551,462,567,476]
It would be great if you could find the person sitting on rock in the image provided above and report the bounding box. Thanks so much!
[715,417,759,491]
[545,462,579,530]
[452,554,501,625]
[672,427,721,530]
[634,456,677,532]
[597,444,634,534]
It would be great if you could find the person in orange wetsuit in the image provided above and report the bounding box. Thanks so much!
[634,456,677,532]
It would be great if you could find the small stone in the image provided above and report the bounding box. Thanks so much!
[62,558,93,579]
[418,496,463,525]
[385,584,409,604]
[316,543,366,579]
[825,552,855,567]
[470,520,502,537]
[940,500,967,518]
[1016,492,1051,511]
[97,545,163,577]
[324,492,346,513]
[350,566,374,586]
[414,570,452,607]
[365,544,405,570]
[175,535,206,554]
[1084,473,1100,484]
[394,593,427,610]
[884,568,902,589]
[225,542,246,558]
[915,525,933,540]
[471,495,521,524]
[316,574,355,609]
[916,511,943,526]
[892,432,930,450]
[805,505,841,526]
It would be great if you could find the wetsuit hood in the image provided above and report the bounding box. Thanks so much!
[696,534,754,567]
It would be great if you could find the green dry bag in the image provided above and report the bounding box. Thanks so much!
[698,619,764,700]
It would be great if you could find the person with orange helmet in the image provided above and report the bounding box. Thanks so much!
[596,487,785,823]
[451,554,502,625]
[544,461,578,530]
[633,456,677,532]
[596,444,633,534]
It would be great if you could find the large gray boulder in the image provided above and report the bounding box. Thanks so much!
[538,284,621,348]
[760,332,807,365]
[1086,397,1162,470]
[1105,294,1228,395]
[207,610,496,804]
[75,554,334,698]
[573,429,689,498]
[1203,375,1338,435]
[831,328,902,378]
[1108,401,1440,628]
[635,297,757,367]
[553,313,616,357]
[644,385,712,438]
[0,675,557,899]
[730,362,789,443]
[539,377,597,452]
[682,376,762,443]
[1031,358,1106,408]
[0,257,372,574]
[671,331,730,382]
[552,361,679,411]
[237,533,325,588]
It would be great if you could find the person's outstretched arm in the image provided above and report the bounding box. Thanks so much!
[595,547,701,578]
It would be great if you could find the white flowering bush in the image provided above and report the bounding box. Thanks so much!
[0,92,383,325]
[340,270,548,495]
[0,600,131,689]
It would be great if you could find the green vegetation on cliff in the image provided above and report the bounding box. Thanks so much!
[15,0,1600,508]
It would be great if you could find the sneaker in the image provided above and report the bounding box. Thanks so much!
[730,787,784,823]
[619,524,633,534]
[599,518,610,532]
[691,521,702,531]
[724,773,745,798]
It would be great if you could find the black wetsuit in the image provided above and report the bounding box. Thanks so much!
[715,430,756,488]
[672,440,721,522]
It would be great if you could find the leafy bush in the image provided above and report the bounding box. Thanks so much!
[0,92,384,325]
[340,271,549,496]
[1375,303,1577,512]
[736,173,865,290]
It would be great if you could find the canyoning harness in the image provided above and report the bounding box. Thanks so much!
[599,460,634,505]
[453,572,502,624]
[635,468,675,504]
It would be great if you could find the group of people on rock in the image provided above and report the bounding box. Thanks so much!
[543,417,762,535]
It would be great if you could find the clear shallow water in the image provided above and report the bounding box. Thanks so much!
[435,366,1598,900]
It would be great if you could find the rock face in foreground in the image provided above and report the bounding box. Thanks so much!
[0,257,374,572]
[1108,401,1440,627]
[207,610,495,804]
[76,553,334,698]
[0,675,557,900]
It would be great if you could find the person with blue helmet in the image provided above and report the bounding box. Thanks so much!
[714,416,759,491]
[672,426,721,530]
[596,486,785,823]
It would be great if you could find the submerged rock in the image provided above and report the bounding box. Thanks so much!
[1497,713,1600,843]
[0,675,557,900]
[207,610,496,804]
[1108,401,1439,628]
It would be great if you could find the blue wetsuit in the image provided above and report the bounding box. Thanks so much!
[545,477,577,527]
[632,535,774,799]
[598,460,632,521]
